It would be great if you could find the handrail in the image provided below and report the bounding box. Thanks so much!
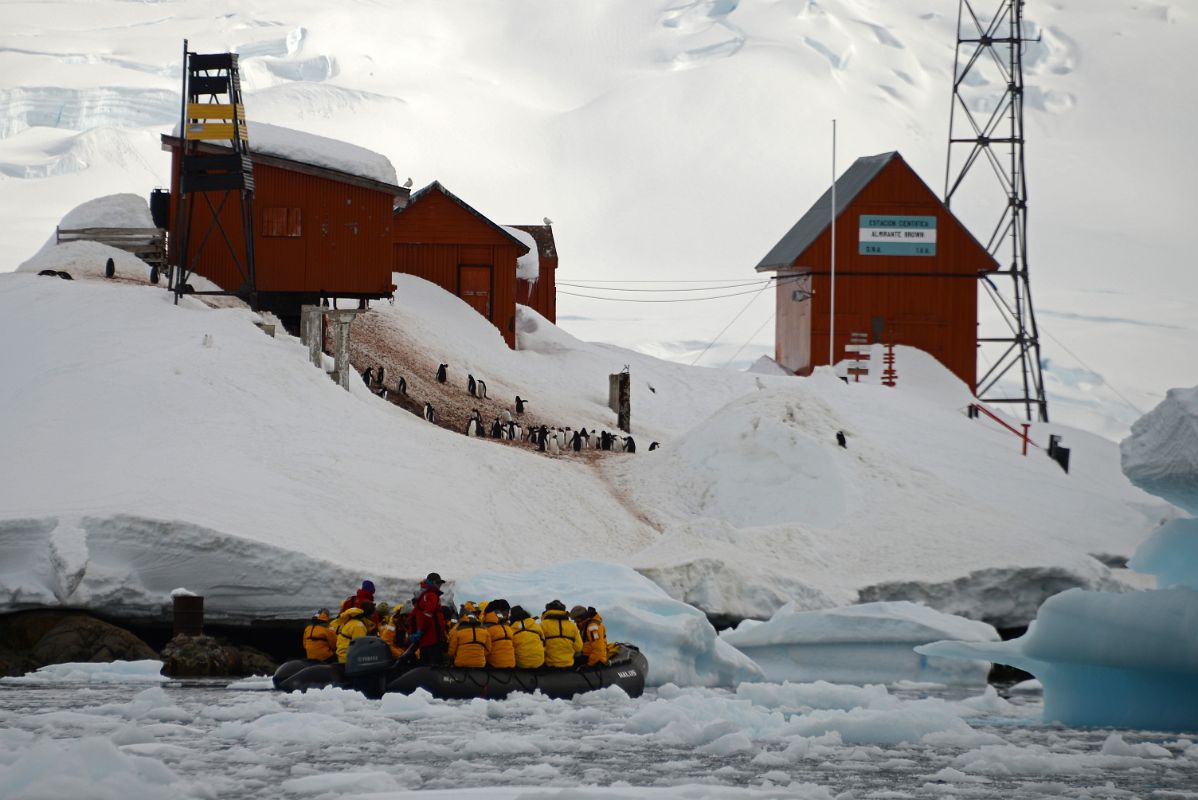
[967,402,1039,453]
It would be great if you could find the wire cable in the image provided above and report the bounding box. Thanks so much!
[557,279,770,293]
[558,285,779,303]
[722,311,776,369]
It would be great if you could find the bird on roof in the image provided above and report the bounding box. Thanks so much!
[543,216,553,226]
[403,177,413,188]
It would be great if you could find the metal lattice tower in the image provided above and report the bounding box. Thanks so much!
[172,40,257,307]
[944,0,1048,422]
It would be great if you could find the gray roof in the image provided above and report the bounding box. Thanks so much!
[755,151,897,272]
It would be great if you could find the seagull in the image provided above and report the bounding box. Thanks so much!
[543,216,553,226]
[403,177,413,188]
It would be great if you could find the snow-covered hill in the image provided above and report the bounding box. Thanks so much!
[0,256,1175,628]
[0,0,1193,439]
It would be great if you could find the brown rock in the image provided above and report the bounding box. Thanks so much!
[29,615,158,668]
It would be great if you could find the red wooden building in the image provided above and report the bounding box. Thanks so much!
[392,181,532,348]
[509,223,558,324]
[755,151,998,391]
[161,123,406,320]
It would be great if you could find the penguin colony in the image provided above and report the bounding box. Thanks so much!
[358,362,648,457]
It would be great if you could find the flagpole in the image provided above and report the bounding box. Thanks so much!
[829,119,837,368]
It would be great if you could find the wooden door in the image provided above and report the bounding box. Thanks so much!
[458,265,493,319]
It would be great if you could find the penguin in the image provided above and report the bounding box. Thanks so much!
[507,421,519,441]
[376,387,389,401]
[468,374,477,397]
[104,257,115,279]
[477,379,487,399]
[377,366,385,386]
[362,366,373,385]
[624,436,637,454]
[579,428,591,449]
[466,418,478,437]
[473,409,486,437]
[515,396,527,415]
[571,431,582,452]
[836,430,847,449]
[547,433,560,455]
[436,364,448,384]
[490,418,503,438]
[649,441,661,451]
[423,402,435,422]
[503,410,512,423]
[536,426,547,452]
[397,375,407,396]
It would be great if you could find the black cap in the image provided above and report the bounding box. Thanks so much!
[426,572,444,584]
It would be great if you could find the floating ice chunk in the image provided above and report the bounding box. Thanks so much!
[918,587,1198,731]
[720,601,998,685]
[0,736,191,800]
[281,771,402,795]
[2,660,166,684]
[1100,733,1172,758]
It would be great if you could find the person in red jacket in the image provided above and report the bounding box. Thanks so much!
[410,572,448,664]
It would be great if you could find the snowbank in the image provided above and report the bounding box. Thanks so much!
[455,561,763,687]
[720,601,998,685]
[1121,385,1198,514]
[17,193,158,280]
[617,352,1169,623]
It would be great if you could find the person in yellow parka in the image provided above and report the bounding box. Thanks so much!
[379,604,408,659]
[448,612,490,668]
[509,605,545,669]
[540,599,583,668]
[335,601,375,664]
[302,608,337,662]
[483,599,516,668]
[571,605,609,666]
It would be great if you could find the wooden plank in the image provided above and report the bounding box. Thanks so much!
[184,123,249,142]
[186,102,245,120]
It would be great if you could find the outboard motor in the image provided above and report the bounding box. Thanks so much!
[344,636,393,699]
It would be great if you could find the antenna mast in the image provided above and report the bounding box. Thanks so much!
[945,0,1048,422]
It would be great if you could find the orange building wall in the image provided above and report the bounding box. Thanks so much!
[168,149,395,297]
[392,190,521,348]
[776,158,991,391]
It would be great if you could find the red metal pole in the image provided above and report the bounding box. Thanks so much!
[1022,423,1030,456]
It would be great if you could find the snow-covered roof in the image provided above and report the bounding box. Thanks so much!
[167,121,399,191]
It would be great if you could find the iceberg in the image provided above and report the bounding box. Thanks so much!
[920,386,1198,731]
[721,601,998,685]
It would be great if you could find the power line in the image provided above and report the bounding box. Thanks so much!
[689,279,787,365]
[723,311,776,369]
[1037,325,1145,418]
[558,285,779,303]
[561,278,760,284]
[558,279,770,293]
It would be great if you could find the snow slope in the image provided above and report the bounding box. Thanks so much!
[0,0,1193,439]
[0,249,1174,630]
[609,348,1176,625]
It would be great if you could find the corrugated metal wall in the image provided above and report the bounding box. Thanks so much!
[777,157,993,391]
[168,150,394,296]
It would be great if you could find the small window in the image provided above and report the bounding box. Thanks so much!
[262,207,302,237]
